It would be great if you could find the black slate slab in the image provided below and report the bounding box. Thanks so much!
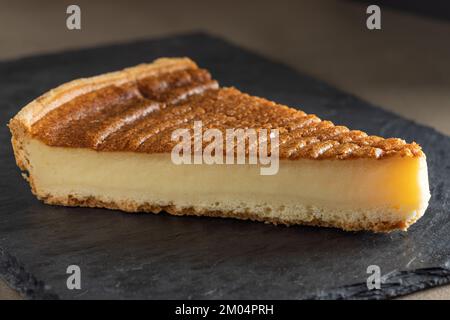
[0,33,449,300]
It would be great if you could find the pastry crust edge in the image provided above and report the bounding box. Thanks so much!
[10,57,197,131]
[37,192,421,233]
[8,57,197,170]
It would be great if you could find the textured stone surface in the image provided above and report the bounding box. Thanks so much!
[0,33,449,299]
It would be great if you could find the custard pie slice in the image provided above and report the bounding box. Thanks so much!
[9,57,430,232]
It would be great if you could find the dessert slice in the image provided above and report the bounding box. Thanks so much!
[9,58,430,232]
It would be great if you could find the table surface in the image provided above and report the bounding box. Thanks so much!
[0,0,449,299]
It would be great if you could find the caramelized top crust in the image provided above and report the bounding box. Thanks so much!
[13,58,424,160]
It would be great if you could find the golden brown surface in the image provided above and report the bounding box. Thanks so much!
[17,58,424,160]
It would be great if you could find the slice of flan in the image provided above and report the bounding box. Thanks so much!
[9,57,430,232]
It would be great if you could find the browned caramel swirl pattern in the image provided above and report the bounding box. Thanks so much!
[30,65,423,159]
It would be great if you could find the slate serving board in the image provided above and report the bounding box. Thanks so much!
[0,33,449,300]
